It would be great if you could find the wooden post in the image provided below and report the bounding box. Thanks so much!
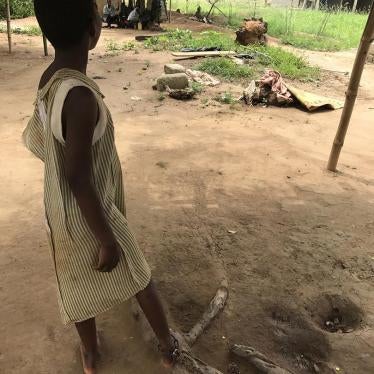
[352,0,358,12]
[315,0,320,10]
[327,3,374,172]
[6,0,11,54]
[42,34,48,56]
[169,0,171,22]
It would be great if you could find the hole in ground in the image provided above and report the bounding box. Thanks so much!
[308,294,364,333]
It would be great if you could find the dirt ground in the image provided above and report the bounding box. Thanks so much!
[1,16,374,374]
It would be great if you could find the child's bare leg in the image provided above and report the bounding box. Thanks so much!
[136,279,177,366]
[75,318,99,374]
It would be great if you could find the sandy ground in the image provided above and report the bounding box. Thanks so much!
[1,16,374,374]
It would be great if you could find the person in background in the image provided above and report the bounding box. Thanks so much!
[103,0,118,28]
[127,6,140,28]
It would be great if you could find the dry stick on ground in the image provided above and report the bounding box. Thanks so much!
[231,345,293,374]
[184,282,228,346]
[132,281,228,374]
[327,3,374,172]
[6,0,11,54]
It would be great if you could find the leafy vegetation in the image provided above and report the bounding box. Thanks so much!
[191,81,204,94]
[197,58,253,81]
[144,29,319,80]
[214,92,236,104]
[105,39,136,52]
[0,24,41,36]
[0,0,34,19]
[171,0,368,51]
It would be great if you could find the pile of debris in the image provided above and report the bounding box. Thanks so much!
[241,70,344,111]
[153,63,220,100]
[236,17,268,46]
[242,70,293,106]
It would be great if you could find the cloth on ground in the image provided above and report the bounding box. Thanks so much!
[186,69,220,87]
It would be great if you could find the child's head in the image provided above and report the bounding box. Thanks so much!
[34,0,102,51]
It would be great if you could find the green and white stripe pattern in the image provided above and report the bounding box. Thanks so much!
[23,69,151,324]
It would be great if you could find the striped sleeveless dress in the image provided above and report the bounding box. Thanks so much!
[23,68,151,325]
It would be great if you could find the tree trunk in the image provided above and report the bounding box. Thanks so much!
[327,3,374,171]
[6,0,11,54]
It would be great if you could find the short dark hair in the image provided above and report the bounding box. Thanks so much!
[34,0,95,49]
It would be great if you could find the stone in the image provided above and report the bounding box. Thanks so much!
[164,63,186,74]
[156,73,189,91]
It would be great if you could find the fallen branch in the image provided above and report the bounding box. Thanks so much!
[185,282,228,345]
[175,352,224,374]
[132,283,228,374]
[231,345,293,374]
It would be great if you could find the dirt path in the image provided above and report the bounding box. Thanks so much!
[1,20,374,374]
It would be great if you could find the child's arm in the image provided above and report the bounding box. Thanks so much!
[63,86,120,273]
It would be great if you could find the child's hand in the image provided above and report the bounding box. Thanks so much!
[96,243,120,272]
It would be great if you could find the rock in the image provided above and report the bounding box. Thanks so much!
[156,73,189,91]
[164,63,186,74]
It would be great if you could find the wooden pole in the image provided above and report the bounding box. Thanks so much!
[352,0,358,12]
[42,34,48,56]
[327,3,374,172]
[6,0,12,54]
[169,0,172,22]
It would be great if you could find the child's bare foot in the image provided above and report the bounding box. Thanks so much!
[80,345,99,374]
[160,333,181,368]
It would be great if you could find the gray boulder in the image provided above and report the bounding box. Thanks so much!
[156,73,189,91]
[164,63,186,74]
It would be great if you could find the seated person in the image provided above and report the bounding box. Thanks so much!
[103,0,118,28]
[118,1,130,28]
[127,7,140,28]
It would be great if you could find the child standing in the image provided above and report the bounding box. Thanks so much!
[23,1,179,373]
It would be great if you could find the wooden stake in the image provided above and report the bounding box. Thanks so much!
[327,3,374,172]
[352,0,358,12]
[6,0,11,54]
[169,0,172,22]
[43,34,48,56]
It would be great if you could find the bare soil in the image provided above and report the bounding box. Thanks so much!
[1,16,374,374]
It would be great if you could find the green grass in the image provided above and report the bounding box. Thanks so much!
[215,92,236,104]
[197,58,254,80]
[0,24,41,36]
[105,39,136,52]
[144,29,319,80]
[171,0,368,51]
[191,81,204,93]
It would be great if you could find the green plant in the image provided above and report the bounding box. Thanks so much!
[0,24,41,36]
[215,92,236,104]
[170,0,367,51]
[142,28,319,80]
[196,57,254,81]
[105,39,136,52]
[0,0,34,19]
[191,81,204,94]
